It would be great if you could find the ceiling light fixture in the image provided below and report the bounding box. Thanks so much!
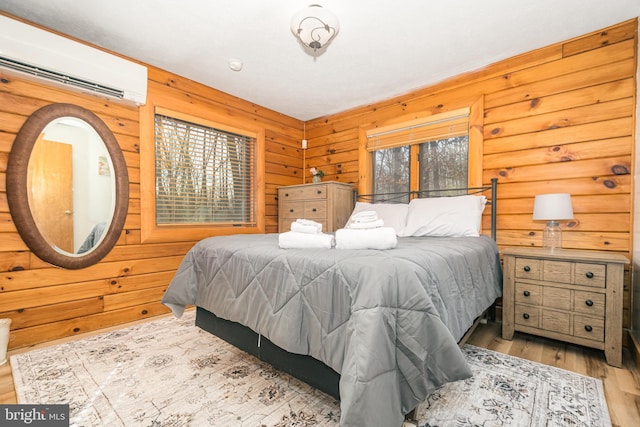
[290,4,339,53]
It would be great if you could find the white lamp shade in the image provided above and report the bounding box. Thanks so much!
[532,193,574,220]
[290,4,339,52]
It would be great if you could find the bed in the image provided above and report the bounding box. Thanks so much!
[161,179,502,427]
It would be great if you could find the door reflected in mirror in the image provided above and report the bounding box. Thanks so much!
[28,117,115,256]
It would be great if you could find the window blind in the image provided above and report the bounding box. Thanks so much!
[366,108,469,151]
[154,113,256,225]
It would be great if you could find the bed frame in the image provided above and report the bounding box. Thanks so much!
[195,177,499,402]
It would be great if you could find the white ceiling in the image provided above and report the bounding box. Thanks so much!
[0,0,638,121]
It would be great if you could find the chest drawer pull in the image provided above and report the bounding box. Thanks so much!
[312,208,317,212]
[585,272,594,279]
[523,313,530,319]
[523,266,531,272]
[289,208,294,213]
[285,193,289,197]
[585,299,594,307]
[523,290,530,297]
[317,190,322,194]
[585,325,593,332]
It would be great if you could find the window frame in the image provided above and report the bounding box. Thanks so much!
[140,97,265,243]
[358,97,484,196]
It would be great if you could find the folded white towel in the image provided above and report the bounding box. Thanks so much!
[347,218,385,229]
[351,210,378,222]
[279,231,334,249]
[296,218,323,228]
[354,218,379,224]
[291,221,322,234]
[334,227,397,250]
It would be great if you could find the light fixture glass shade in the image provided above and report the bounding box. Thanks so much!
[290,4,339,53]
[532,193,574,250]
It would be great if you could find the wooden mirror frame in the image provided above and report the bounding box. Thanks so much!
[6,103,129,269]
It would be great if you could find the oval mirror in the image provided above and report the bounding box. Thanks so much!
[7,103,129,269]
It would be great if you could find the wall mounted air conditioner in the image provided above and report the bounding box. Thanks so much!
[0,14,147,106]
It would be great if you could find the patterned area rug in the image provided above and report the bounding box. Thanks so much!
[413,345,611,427]
[10,311,611,426]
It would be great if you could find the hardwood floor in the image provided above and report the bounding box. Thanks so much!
[1,318,639,426]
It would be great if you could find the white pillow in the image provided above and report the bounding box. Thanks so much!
[346,202,409,235]
[399,195,486,237]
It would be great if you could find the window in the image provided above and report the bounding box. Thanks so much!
[372,146,410,197]
[154,114,255,225]
[362,101,483,197]
[372,135,469,199]
[418,135,468,193]
[140,104,265,243]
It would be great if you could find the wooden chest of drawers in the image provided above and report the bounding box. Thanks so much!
[501,247,628,367]
[277,181,354,232]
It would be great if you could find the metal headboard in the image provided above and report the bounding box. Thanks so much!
[354,177,498,241]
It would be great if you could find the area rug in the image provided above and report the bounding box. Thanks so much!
[413,345,611,427]
[10,311,611,426]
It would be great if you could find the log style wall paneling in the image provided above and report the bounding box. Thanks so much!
[301,20,637,332]
[0,17,636,350]
[0,48,303,349]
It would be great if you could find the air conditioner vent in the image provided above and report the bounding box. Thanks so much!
[0,56,125,99]
[0,14,147,106]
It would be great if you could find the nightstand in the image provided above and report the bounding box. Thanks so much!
[501,246,629,367]
[278,181,354,232]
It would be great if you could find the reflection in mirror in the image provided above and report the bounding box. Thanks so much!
[7,103,129,269]
[28,117,115,256]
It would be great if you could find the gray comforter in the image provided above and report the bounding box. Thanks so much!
[162,233,502,427]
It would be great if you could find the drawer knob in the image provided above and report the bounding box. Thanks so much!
[584,325,593,332]
[523,290,530,297]
[317,190,322,194]
[312,208,317,212]
[522,313,530,320]
[285,193,289,197]
[585,272,594,279]
[523,266,531,272]
[289,209,294,213]
[585,299,594,307]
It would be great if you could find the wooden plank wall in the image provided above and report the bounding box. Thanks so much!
[0,61,303,350]
[302,20,638,330]
[0,18,636,350]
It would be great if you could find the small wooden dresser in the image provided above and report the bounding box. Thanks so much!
[277,181,354,233]
[501,246,629,367]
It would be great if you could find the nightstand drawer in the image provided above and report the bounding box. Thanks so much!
[542,286,571,311]
[542,260,571,283]
[573,290,605,317]
[280,201,304,220]
[280,185,327,201]
[542,310,570,335]
[573,263,606,288]
[573,315,604,342]
[515,283,541,305]
[515,304,539,328]
[303,201,327,218]
[515,258,541,280]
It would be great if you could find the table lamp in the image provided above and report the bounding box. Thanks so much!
[532,193,574,250]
